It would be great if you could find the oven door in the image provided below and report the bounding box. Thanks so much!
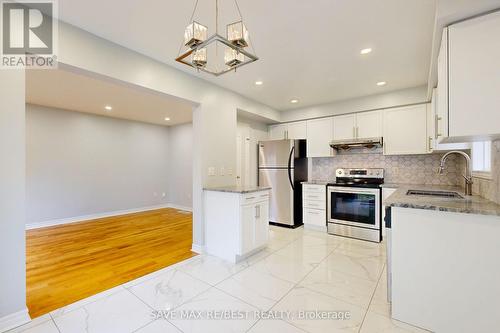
[327,186,380,230]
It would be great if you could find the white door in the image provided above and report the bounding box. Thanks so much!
[383,105,428,155]
[287,121,307,139]
[306,118,334,157]
[240,204,255,254]
[269,124,287,140]
[236,135,242,186]
[333,114,356,141]
[356,111,382,139]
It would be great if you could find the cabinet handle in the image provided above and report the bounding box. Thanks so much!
[255,205,260,218]
[428,137,433,152]
[245,196,256,200]
[353,127,356,138]
[309,211,320,215]
[356,127,359,138]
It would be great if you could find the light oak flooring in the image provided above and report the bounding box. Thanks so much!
[26,208,195,318]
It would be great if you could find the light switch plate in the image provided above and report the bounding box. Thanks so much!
[208,167,216,176]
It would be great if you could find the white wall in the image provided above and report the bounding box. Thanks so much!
[237,117,269,187]
[168,123,193,209]
[279,85,427,122]
[0,71,29,328]
[26,104,171,224]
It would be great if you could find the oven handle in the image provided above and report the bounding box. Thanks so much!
[327,186,380,195]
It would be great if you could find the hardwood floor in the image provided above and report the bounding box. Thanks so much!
[26,208,195,318]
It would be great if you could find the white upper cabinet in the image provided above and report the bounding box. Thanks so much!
[268,121,306,140]
[333,111,382,141]
[306,118,334,157]
[436,28,449,142]
[333,114,356,141]
[445,11,500,141]
[383,104,428,155]
[268,124,287,140]
[287,121,307,139]
[356,111,383,139]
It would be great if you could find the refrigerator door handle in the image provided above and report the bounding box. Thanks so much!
[287,146,295,190]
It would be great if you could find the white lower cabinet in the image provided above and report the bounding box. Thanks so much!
[302,184,326,231]
[382,187,397,237]
[205,189,270,263]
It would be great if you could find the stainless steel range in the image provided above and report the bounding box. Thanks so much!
[327,168,384,242]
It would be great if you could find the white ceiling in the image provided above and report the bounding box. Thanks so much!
[56,0,437,111]
[26,68,194,126]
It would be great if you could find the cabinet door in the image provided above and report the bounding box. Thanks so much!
[448,11,500,139]
[436,28,449,141]
[268,124,287,140]
[254,201,269,248]
[356,111,382,139]
[383,105,428,155]
[306,118,334,157]
[287,121,307,139]
[333,114,356,141]
[240,204,255,255]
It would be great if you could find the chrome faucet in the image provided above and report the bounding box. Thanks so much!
[438,151,473,196]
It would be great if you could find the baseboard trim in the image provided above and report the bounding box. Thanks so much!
[191,244,205,254]
[26,203,192,230]
[0,308,30,333]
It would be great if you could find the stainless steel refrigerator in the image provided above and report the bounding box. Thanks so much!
[258,139,308,227]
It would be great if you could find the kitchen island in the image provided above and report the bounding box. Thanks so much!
[385,185,500,333]
[204,186,271,263]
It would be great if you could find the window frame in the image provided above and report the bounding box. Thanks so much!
[472,141,492,179]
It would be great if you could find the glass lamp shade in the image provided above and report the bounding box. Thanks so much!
[184,21,207,48]
[226,21,249,48]
[224,48,244,67]
[192,48,207,68]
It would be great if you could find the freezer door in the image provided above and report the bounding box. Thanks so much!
[258,168,294,225]
[258,140,294,168]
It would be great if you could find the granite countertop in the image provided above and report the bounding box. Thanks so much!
[203,186,271,194]
[301,180,329,185]
[385,184,500,217]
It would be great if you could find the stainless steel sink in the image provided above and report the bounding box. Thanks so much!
[406,189,464,199]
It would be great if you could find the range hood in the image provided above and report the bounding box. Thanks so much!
[330,137,383,150]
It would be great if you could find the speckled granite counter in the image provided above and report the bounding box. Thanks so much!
[385,184,500,217]
[301,180,329,185]
[203,186,271,194]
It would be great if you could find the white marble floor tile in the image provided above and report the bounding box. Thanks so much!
[53,289,153,333]
[368,271,391,317]
[360,311,430,333]
[335,238,387,258]
[50,285,125,318]
[216,267,295,311]
[134,319,182,333]
[128,269,211,310]
[272,286,365,333]
[6,316,57,333]
[177,255,248,285]
[241,247,276,266]
[247,319,308,333]
[300,263,377,309]
[325,251,385,282]
[251,253,316,284]
[274,240,336,265]
[169,288,258,333]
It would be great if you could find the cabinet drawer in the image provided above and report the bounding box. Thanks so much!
[303,208,326,227]
[303,192,325,201]
[303,200,326,210]
[303,184,326,194]
[242,192,269,205]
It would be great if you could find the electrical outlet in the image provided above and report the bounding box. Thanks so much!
[220,166,225,176]
[227,167,233,175]
[208,167,216,176]
[162,192,166,198]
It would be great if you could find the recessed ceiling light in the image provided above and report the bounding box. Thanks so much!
[376,81,387,86]
[255,81,263,86]
[104,105,112,111]
[360,48,372,55]
[290,99,299,104]
[164,117,170,121]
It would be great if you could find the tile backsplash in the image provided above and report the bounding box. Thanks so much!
[472,140,500,204]
[311,148,466,186]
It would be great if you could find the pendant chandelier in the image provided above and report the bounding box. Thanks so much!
[175,0,258,76]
